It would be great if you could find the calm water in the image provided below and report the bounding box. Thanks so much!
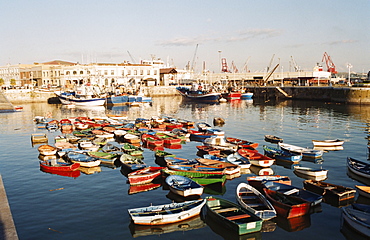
[1,97,370,240]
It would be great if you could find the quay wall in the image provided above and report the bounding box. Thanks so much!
[249,86,370,104]
[2,86,370,104]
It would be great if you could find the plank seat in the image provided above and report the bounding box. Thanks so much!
[214,207,238,213]
[226,214,250,221]
[283,188,299,195]
[247,203,265,208]
[241,195,258,200]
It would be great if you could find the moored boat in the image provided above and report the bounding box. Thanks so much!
[238,148,275,167]
[347,157,370,179]
[39,160,80,172]
[341,205,370,237]
[55,90,106,106]
[293,166,328,179]
[204,196,263,235]
[37,144,57,156]
[278,142,324,158]
[66,151,101,167]
[236,183,276,221]
[263,145,302,163]
[263,188,311,219]
[264,135,283,144]
[312,139,344,147]
[176,86,221,102]
[128,199,206,225]
[165,175,204,197]
[303,180,356,202]
[128,166,165,185]
[355,185,370,199]
[162,168,227,185]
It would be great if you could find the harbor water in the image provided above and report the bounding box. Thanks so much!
[1,96,369,240]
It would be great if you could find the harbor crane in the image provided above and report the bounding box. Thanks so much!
[322,52,337,74]
[290,56,300,72]
[261,63,279,86]
[190,44,198,72]
[127,51,137,63]
[231,61,239,73]
[221,58,229,72]
[267,54,275,72]
[242,56,251,73]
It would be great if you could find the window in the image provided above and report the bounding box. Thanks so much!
[140,70,143,75]
[154,70,157,75]
[73,71,77,75]
[127,70,131,75]
[104,70,108,75]
[134,70,137,75]
[111,70,114,75]
[147,70,150,75]
[80,71,83,75]
[66,71,70,75]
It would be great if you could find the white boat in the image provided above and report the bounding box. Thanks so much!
[37,144,57,156]
[312,139,344,147]
[128,199,206,225]
[278,142,324,158]
[165,175,204,197]
[55,90,106,106]
[66,151,101,167]
[236,183,276,220]
[293,166,328,178]
[203,135,238,152]
[341,205,370,237]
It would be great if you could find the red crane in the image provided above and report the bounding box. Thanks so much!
[322,52,337,74]
[221,58,229,72]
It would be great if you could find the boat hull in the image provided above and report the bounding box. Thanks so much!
[176,87,221,102]
[55,91,106,106]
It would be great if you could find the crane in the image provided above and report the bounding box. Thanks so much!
[290,56,300,72]
[262,63,279,85]
[190,44,198,72]
[322,52,337,74]
[231,61,239,73]
[267,54,275,72]
[221,58,229,72]
[242,56,251,73]
[127,51,136,63]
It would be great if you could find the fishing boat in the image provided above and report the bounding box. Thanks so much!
[37,144,58,156]
[347,157,370,179]
[237,148,275,167]
[165,175,204,197]
[39,160,80,171]
[66,151,101,167]
[195,158,241,175]
[312,139,344,147]
[87,151,119,165]
[120,153,147,173]
[263,145,302,163]
[162,168,226,185]
[293,166,328,179]
[166,164,225,176]
[241,92,253,99]
[263,188,311,219]
[303,180,356,202]
[263,181,323,206]
[31,133,48,144]
[128,183,161,195]
[55,90,106,106]
[121,143,144,156]
[154,150,176,166]
[236,183,276,221]
[355,185,370,198]
[279,142,324,158]
[341,205,370,237]
[264,135,283,144]
[247,175,291,192]
[127,166,165,185]
[176,86,221,102]
[226,137,259,149]
[128,199,206,225]
[204,196,263,235]
[203,135,238,152]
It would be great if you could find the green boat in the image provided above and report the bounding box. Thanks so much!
[204,196,263,235]
[154,150,176,166]
[122,143,144,156]
[162,168,226,185]
[88,151,119,165]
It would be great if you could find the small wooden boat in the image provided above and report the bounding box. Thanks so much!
[203,135,238,152]
[238,148,275,167]
[87,151,119,165]
[264,181,323,206]
[124,133,141,144]
[303,180,356,202]
[122,143,144,156]
[263,145,302,163]
[39,160,80,171]
[166,164,225,176]
[236,183,276,220]
[128,199,206,225]
[120,153,147,173]
[154,150,176,166]
[37,144,57,156]
[66,151,101,167]
[293,166,328,179]
[341,205,370,237]
[204,196,263,235]
[264,135,283,144]
[226,137,259,149]
[312,139,344,147]
[31,133,48,144]
[263,188,311,218]
[196,145,221,156]
[128,183,161,195]
[355,185,370,198]
[279,142,324,158]
[165,175,204,197]
[128,166,165,185]
[347,157,370,179]
[162,168,226,185]
[195,158,241,175]
[141,133,164,147]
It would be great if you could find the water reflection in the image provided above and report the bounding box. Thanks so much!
[275,214,311,232]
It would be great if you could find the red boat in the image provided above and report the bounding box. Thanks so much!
[164,122,183,131]
[39,160,80,171]
[196,145,221,156]
[128,183,161,195]
[263,188,311,218]
[128,166,165,185]
[238,148,275,167]
[141,133,164,147]
[247,175,291,191]
[226,137,259,149]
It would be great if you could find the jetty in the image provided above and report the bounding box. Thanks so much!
[0,175,19,240]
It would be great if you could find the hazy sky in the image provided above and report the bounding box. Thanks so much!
[1,0,369,73]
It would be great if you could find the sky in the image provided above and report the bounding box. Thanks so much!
[1,0,369,74]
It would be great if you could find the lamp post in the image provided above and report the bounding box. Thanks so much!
[347,63,352,86]
[218,50,222,73]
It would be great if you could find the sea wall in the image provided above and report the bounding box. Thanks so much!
[249,86,370,104]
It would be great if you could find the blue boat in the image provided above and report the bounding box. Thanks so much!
[176,86,221,102]
[263,145,302,163]
[241,92,253,99]
[106,94,152,105]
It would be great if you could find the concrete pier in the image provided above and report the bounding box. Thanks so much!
[0,175,18,240]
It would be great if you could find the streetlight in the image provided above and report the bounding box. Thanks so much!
[347,63,352,86]
[218,50,222,73]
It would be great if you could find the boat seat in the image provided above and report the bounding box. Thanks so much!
[283,189,299,195]
[214,207,238,213]
[241,195,258,200]
[247,203,265,208]
[226,214,250,221]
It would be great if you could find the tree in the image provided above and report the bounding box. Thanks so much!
[10,79,16,86]
[0,78,4,86]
